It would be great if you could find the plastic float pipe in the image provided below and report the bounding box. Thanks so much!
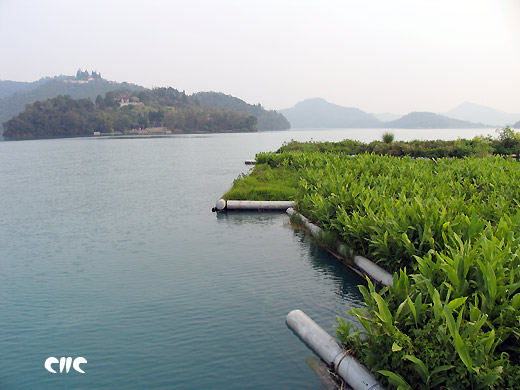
[286,208,393,287]
[286,309,384,390]
[286,208,321,235]
[214,199,294,211]
[353,255,393,287]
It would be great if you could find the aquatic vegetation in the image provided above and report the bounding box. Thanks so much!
[291,152,520,389]
[222,164,299,201]
[230,136,520,389]
[296,154,520,272]
[336,224,520,389]
[275,131,519,158]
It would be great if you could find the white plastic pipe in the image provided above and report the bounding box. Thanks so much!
[215,199,294,211]
[287,208,393,287]
[286,207,321,235]
[353,256,394,287]
[286,309,384,390]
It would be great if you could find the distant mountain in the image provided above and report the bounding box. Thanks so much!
[0,74,144,130]
[513,120,520,129]
[0,78,51,98]
[279,98,382,128]
[444,102,520,127]
[373,112,402,122]
[386,112,488,129]
[191,92,290,131]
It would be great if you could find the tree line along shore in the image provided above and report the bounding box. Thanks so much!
[223,131,520,390]
[2,88,290,139]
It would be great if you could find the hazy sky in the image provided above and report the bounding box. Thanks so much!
[1,0,519,114]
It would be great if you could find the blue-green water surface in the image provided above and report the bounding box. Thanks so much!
[0,129,489,389]
[0,131,367,390]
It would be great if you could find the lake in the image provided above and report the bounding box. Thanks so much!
[0,128,491,389]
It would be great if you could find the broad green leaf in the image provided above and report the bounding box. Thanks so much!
[395,299,409,320]
[431,365,454,375]
[511,293,520,310]
[371,292,393,330]
[454,331,474,371]
[407,296,417,326]
[403,355,428,382]
[483,329,495,355]
[462,313,488,339]
[432,288,442,320]
[377,370,411,389]
[447,297,467,311]
[392,342,403,352]
[443,306,457,338]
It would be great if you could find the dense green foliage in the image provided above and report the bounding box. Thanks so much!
[3,88,258,138]
[277,130,519,157]
[294,154,519,271]
[3,96,101,138]
[382,131,395,144]
[222,164,299,201]
[246,136,520,388]
[494,127,520,156]
[191,92,290,131]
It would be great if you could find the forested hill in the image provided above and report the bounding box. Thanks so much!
[385,112,488,129]
[0,73,143,130]
[3,88,258,139]
[191,92,290,130]
[1,72,291,134]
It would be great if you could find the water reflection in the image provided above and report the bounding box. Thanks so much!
[216,211,364,306]
[292,229,364,305]
[215,210,288,224]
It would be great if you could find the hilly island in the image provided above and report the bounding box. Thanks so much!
[1,70,290,139]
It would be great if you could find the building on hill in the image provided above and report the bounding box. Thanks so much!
[118,94,130,105]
